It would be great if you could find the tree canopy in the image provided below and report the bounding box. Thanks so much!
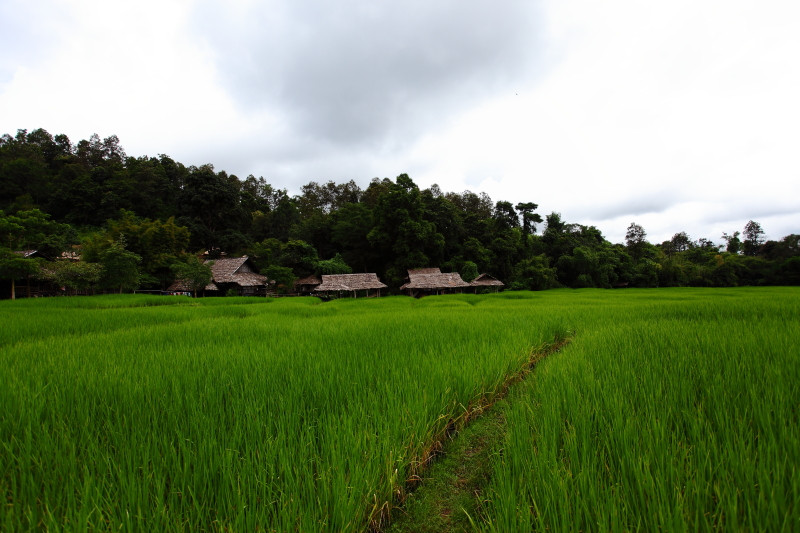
[1,128,798,297]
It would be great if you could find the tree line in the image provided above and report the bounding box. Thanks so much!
[1,128,798,297]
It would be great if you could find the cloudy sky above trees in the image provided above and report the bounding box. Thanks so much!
[1,0,798,244]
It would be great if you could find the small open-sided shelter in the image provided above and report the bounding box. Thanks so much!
[168,255,267,296]
[400,267,472,297]
[313,273,387,298]
[470,273,504,292]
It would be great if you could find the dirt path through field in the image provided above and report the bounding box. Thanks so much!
[386,401,507,532]
[384,336,570,532]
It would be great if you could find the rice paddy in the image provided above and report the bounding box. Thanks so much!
[1,288,798,531]
[480,288,800,532]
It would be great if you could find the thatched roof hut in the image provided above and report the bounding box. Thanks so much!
[168,255,266,296]
[207,256,265,287]
[406,267,441,276]
[470,273,504,292]
[295,275,322,295]
[167,279,218,293]
[314,273,387,297]
[400,268,471,297]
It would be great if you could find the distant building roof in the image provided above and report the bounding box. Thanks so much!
[407,267,442,276]
[168,255,265,292]
[295,275,322,287]
[314,273,387,292]
[471,273,504,287]
[14,249,40,258]
[59,250,81,262]
[205,256,266,287]
[167,279,218,292]
[401,269,471,290]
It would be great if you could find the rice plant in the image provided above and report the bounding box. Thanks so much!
[3,288,797,531]
[480,287,800,531]
[0,293,564,531]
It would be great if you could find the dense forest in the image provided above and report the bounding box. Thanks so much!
[1,128,798,297]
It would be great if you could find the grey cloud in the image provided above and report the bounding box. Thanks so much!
[191,1,543,148]
[700,204,800,226]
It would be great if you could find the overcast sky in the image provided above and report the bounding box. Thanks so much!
[1,0,798,244]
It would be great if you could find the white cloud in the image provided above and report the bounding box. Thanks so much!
[407,0,800,243]
[0,0,274,163]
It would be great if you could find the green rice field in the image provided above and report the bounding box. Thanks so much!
[1,288,798,531]
[480,288,800,532]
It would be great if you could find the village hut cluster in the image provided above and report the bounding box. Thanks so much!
[5,249,84,298]
[293,267,503,298]
[167,258,503,299]
[10,247,503,299]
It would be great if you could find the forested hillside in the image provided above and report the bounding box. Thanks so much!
[1,128,798,295]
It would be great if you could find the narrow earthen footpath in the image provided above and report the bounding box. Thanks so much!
[384,336,570,532]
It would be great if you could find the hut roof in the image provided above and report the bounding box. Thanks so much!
[167,279,218,292]
[205,256,266,287]
[407,267,442,276]
[169,255,265,292]
[471,273,504,287]
[404,267,441,284]
[295,275,322,287]
[400,272,471,290]
[314,273,387,292]
[14,249,44,258]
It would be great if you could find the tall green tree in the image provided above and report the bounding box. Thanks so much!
[367,174,445,283]
[280,239,320,277]
[177,164,247,250]
[670,232,692,253]
[99,239,141,293]
[316,253,352,275]
[264,265,295,294]
[172,256,213,297]
[511,255,558,290]
[0,209,70,298]
[492,201,519,231]
[445,190,493,240]
[330,203,377,273]
[0,249,41,299]
[722,231,742,254]
[743,220,765,256]
[247,238,284,273]
[82,210,189,289]
[421,187,462,262]
[0,208,70,257]
[41,260,102,295]
[460,260,479,283]
[515,202,543,235]
[489,227,524,282]
[625,222,647,258]
[297,180,362,217]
